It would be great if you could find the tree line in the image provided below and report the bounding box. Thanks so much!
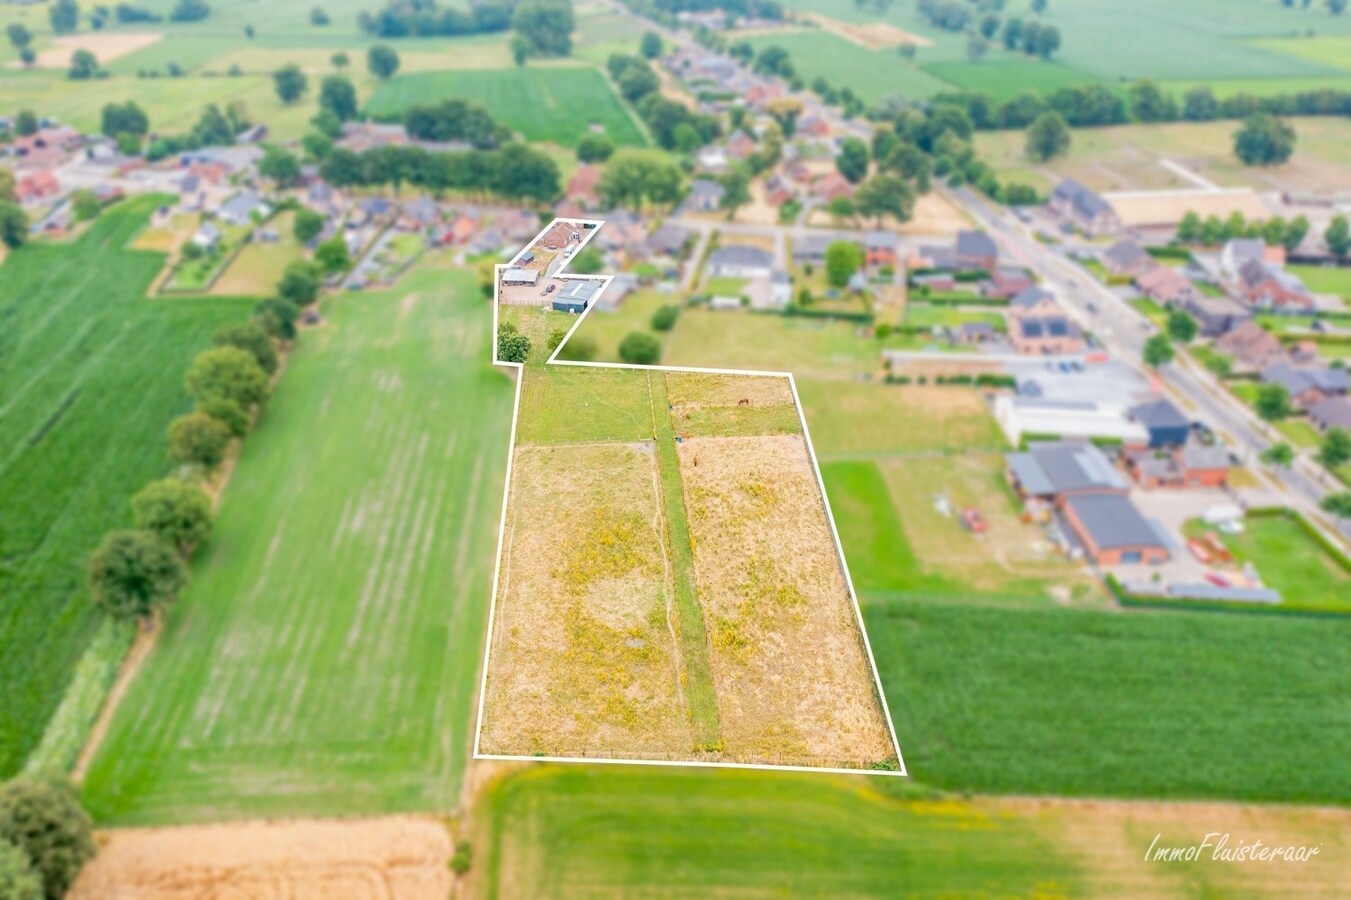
[930,80,1351,133]
[318,143,561,202]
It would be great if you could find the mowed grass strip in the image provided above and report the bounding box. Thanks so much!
[80,267,514,824]
[868,599,1351,804]
[472,765,1082,898]
[516,365,654,445]
[0,198,251,777]
[653,373,721,747]
[364,66,648,147]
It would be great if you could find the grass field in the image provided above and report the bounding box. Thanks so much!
[868,598,1351,804]
[365,66,648,148]
[515,364,654,445]
[471,764,1351,897]
[975,116,1351,195]
[1288,263,1351,301]
[80,265,514,824]
[796,381,1006,459]
[0,199,250,778]
[1183,513,1351,612]
[470,765,1081,898]
[921,59,1108,101]
[744,31,951,104]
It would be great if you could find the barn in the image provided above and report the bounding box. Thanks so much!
[552,279,602,314]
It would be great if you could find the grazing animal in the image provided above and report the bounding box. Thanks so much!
[738,398,749,405]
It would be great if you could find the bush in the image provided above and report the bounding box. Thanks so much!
[618,331,661,365]
[185,345,269,408]
[0,837,40,900]
[213,320,278,374]
[0,778,93,900]
[197,396,249,437]
[255,297,300,340]
[450,839,473,875]
[496,322,530,363]
[650,305,679,331]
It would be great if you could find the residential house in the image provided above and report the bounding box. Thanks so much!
[1235,259,1313,311]
[1125,444,1231,489]
[797,114,831,138]
[1219,238,1283,281]
[1008,286,1060,317]
[695,147,728,172]
[304,183,344,219]
[498,209,543,243]
[440,210,479,245]
[744,270,792,310]
[217,190,270,227]
[1127,399,1191,448]
[683,178,725,213]
[649,222,691,258]
[864,230,898,269]
[186,160,229,186]
[192,221,221,251]
[1214,320,1286,371]
[1184,294,1252,338]
[566,164,603,210]
[553,279,602,314]
[592,209,645,253]
[745,83,783,111]
[1049,179,1120,236]
[726,130,756,161]
[955,229,998,271]
[792,232,851,267]
[15,170,59,204]
[1136,265,1197,307]
[952,321,995,344]
[1310,396,1351,432]
[595,272,638,311]
[538,219,586,251]
[985,266,1034,299]
[764,173,794,207]
[398,195,441,231]
[811,171,854,205]
[1103,239,1154,277]
[706,245,774,280]
[1008,312,1086,356]
[8,126,81,168]
[1260,363,1351,410]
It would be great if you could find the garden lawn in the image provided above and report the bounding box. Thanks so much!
[1184,513,1351,613]
[472,765,1081,899]
[0,198,251,777]
[81,265,514,824]
[1287,264,1351,301]
[921,59,1106,101]
[555,290,671,363]
[364,66,648,147]
[868,598,1351,803]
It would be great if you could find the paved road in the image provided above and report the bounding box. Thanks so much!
[953,187,1349,538]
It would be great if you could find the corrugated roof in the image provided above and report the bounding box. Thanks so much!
[1065,493,1167,550]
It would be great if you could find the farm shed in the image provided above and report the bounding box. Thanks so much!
[1062,493,1171,565]
[503,267,540,286]
[553,279,602,313]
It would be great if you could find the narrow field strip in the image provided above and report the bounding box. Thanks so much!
[653,373,722,748]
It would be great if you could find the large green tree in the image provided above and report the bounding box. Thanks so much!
[1025,111,1070,162]
[273,64,308,104]
[168,411,232,469]
[1142,333,1175,368]
[131,479,214,554]
[0,838,40,900]
[512,0,575,57]
[717,167,750,221]
[367,43,400,79]
[1319,426,1351,470]
[48,0,79,34]
[186,346,269,408]
[619,331,660,365]
[854,174,915,226]
[0,202,28,249]
[87,530,187,622]
[1233,113,1295,167]
[1326,214,1350,259]
[0,778,93,900]
[1254,383,1291,422]
[213,320,279,374]
[824,240,863,289]
[835,136,870,184]
[319,75,358,120]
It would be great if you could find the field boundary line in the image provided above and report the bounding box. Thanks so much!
[475,216,907,777]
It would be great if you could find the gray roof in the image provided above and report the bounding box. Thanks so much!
[1130,399,1189,431]
[1010,286,1054,309]
[1166,583,1280,603]
[1223,238,1265,265]
[1065,493,1168,550]
[708,245,773,269]
[1104,239,1150,270]
[1180,444,1231,470]
[1262,363,1350,396]
[1052,179,1112,219]
[220,190,263,221]
[955,229,997,261]
[1311,396,1351,430]
[1006,441,1127,496]
[502,267,538,284]
[688,178,724,200]
[556,279,602,303]
[865,229,898,248]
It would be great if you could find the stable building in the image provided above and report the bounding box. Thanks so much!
[552,279,602,314]
[502,266,540,286]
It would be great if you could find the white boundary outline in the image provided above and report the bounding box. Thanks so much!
[472,217,907,778]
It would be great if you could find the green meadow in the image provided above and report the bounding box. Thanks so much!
[366,66,649,147]
[81,265,514,824]
[0,200,250,778]
[472,765,1081,898]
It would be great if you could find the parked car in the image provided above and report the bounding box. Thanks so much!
[960,507,987,533]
